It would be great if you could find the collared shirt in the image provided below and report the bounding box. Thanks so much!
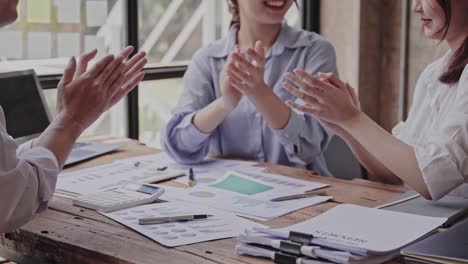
[0,106,59,232]
[393,51,468,200]
[162,22,337,176]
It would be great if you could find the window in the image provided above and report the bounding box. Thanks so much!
[0,0,127,137]
[0,0,125,63]
[138,0,301,66]
[0,0,308,144]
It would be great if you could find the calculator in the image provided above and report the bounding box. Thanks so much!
[72,183,165,213]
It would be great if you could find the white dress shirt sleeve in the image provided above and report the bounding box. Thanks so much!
[0,106,59,233]
[413,66,468,200]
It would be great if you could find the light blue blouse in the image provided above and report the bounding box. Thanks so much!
[162,22,337,176]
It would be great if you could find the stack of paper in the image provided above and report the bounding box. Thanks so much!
[236,204,447,264]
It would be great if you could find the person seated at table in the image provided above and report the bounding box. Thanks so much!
[283,0,468,200]
[0,0,148,233]
[162,0,337,176]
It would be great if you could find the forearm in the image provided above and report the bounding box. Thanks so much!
[252,86,291,129]
[33,113,83,168]
[193,98,233,133]
[342,113,430,198]
[341,134,402,184]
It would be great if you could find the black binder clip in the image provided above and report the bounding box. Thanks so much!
[279,240,302,256]
[289,231,314,245]
[274,252,298,264]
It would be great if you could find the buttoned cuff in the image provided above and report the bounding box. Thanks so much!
[179,112,212,148]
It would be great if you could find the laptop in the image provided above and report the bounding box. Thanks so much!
[0,70,121,166]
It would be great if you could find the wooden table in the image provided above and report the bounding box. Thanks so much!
[0,137,408,264]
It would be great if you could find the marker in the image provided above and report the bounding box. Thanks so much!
[188,168,196,187]
[138,214,213,225]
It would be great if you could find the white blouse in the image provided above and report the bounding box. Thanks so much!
[393,51,468,200]
[0,106,59,232]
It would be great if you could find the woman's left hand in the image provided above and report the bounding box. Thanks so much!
[226,41,272,103]
[282,70,361,127]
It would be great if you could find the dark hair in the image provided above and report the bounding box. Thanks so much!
[228,0,298,27]
[436,0,468,86]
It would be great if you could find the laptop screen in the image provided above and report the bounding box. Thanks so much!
[0,71,50,139]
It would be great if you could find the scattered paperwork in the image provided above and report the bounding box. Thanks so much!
[102,201,266,247]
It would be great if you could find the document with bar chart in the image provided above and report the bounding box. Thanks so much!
[161,171,332,221]
[101,201,265,247]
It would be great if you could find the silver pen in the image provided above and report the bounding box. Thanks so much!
[138,214,213,225]
[270,190,328,202]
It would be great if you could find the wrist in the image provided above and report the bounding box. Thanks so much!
[249,83,271,105]
[53,112,85,140]
[340,111,364,131]
[218,97,237,113]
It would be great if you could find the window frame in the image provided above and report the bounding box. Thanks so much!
[37,0,320,139]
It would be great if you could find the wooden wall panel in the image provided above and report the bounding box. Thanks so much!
[320,0,360,88]
[379,0,403,131]
[358,0,385,122]
[321,0,402,129]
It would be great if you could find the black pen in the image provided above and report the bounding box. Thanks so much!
[138,214,213,225]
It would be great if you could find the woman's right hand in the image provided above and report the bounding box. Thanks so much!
[283,70,361,128]
[283,71,361,140]
[220,47,243,111]
[316,74,361,140]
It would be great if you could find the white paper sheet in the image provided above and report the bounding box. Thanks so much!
[0,31,23,59]
[56,162,185,196]
[85,0,108,27]
[117,153,259,186]
[101,201,266,247]
[27,32,52,59]
[276,204,447,254]
[161,172,332,221]
[56,0,81,23]
[57,33,80,57]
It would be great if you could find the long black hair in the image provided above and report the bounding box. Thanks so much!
[436,0,467,85]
